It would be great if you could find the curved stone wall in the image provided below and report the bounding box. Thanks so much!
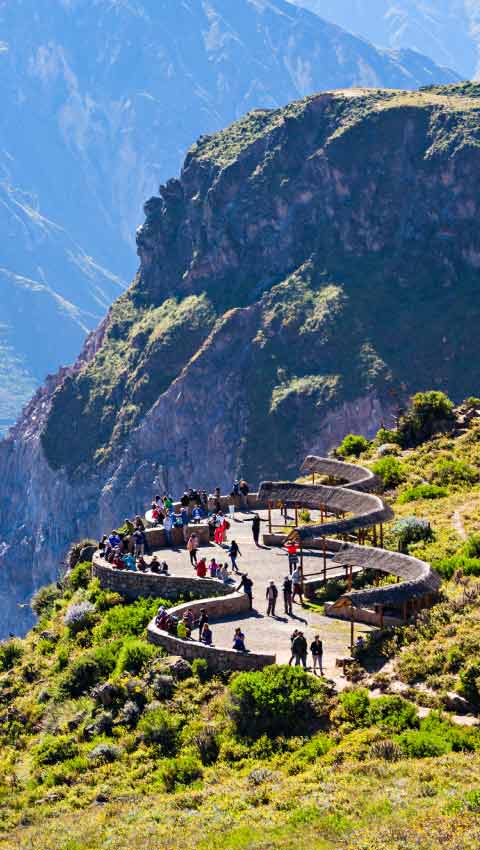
[301,455,379,492]
[147,592,275,672]
[92,553,231,602]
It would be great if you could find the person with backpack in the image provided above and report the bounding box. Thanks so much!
[265,580,278,616]
[237,573,254,609]
[310,635,324,675]
[292,631,308,668]
[228,539,242,572]
[282,575,293,616]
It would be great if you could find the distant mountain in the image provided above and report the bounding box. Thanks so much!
[293,0,480,80]
[0,0,460,431]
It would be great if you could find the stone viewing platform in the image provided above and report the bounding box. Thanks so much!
[91,456,440,674]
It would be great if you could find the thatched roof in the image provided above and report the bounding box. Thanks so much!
[329,544,441,609]
[301,455,379,492]
[258,481,393,539]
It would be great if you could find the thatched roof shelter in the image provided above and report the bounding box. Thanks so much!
[301,455,379,492]
[258,480,393,539]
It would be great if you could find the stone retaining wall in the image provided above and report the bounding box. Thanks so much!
[147,591,275,672]
[92,554,231,601]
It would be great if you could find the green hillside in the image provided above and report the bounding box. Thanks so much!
[2,393,480,848]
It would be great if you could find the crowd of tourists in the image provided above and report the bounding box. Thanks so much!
[154,605,248,653]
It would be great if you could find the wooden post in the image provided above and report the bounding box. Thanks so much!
[350,604,355,653]
[295,503,298,528]
[322,537,327,585]
[299,540,304,577]
[380,523,384,548]
[348,563,352,591]
[373,525,378,547]
[312,471,315,485]
[268,501,272,534]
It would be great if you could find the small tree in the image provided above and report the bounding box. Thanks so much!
[335,434,371,459]
[397,391,455,447]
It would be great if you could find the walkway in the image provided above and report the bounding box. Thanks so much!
[144,507,373,678]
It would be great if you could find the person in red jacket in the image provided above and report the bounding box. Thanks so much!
[196,557,207,578]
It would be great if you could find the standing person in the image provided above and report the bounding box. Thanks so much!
[228,493,236,521]
[247,513,263,547]
[196,557,207,578]
[239,479,249,509]
[282,575,293,616]
[228,540,242,573]
[310,635,324,675]
[198,609,208,640]
[292,631,308,668]
[132,526,146,558]
[163,513,174,547]
[181,491,190,509]
[209,557,219,577]
[214,512,224,545]
[232,628,247,652]
[187,533,199,566]
[266,580,278,617]
[214,486,221,513]
[291,565,304,605]
[221,514,230,544]
[237,573,254,610]
[284,540,299,575]
[201,623,213,645]
[180,506,189,543]
[288,630,299,665]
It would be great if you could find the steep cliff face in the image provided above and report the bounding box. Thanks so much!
[3,83,480,634]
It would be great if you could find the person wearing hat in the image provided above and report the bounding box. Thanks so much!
[265,579,278,617]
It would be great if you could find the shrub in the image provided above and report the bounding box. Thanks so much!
[57,644,119,698]
[299,508,311,523]
[157,754,203,792]
[115,638,157,677]
[88,743,121,764]
[137,708,181,753]
[66,561,92,591]
[0,640,24,672]
[433,555,480,580]
[93,597,168,641]
[369,739,403,761]
[367,696,418,733]
[337,689,370,727]
[229,665,326,739]
[459,661,480,706]
[375,428,400,445]
[431,458,479,487]
[398,391,455,447]
[372,457,405,489]
[64,601,96,634]
[463,534,480,558]
[191,658,208,683]
[31,583,62,617]
[392,516,433,551]
[396,727,451,758]
[335,434,370,459]
[398,484,447,503]
[193,726,220,765]
[34,734,78,767]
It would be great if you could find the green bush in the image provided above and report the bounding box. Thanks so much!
[372,457,405,489]
[433,555,480,581]
[463,534,480,558]
[396,727,451,758]
[398,391,455,447]
[0,640,24,672]
[66,561,92,591]
[57,643,119,698]
[375,428,400,445]
[335,434,370,459]
[459,661,480,706]
[337,689,370,727]
[157,753,203,792]
[191,658,209,683]
[138,708,181,753]
[299,508,311,523]
[94,598,168,641]
[229,665,326,739]
[392,517,433,550]
[367,696,418,733]
[31,584,62,617]
[34,734,79,767]
[114,638,157,677]
[398,484,447,503]
[431,458,479,487]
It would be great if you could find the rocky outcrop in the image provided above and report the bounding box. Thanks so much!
[3,84,480,634]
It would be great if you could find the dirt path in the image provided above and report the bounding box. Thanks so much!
[452,509,468,540]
